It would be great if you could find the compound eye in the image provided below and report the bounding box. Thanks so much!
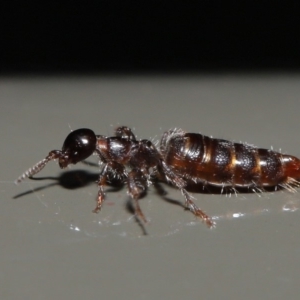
[59,128,97,167]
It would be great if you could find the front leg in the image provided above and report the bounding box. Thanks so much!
[127,169,148,222]
[93,162,126,213]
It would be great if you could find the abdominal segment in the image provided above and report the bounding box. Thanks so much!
[162,132,300,190]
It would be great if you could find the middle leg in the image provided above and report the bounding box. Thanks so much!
[127,169,148,222]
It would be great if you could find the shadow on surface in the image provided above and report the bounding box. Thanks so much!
[14,168,282,202]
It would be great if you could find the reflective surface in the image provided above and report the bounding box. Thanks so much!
[1,74,300,299]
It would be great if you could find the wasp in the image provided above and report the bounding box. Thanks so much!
[15,127,300,228]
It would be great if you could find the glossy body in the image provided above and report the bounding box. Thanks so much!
[160,129,300,191]
[16,127,300,228]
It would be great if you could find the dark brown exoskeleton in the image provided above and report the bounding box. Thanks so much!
[16,127,300,228]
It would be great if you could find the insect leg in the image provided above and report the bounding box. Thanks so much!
[127,169,148,223]
[181,189,215,228]
[93,162,127,213]
[93,164,109,213]
[159,160,215,228]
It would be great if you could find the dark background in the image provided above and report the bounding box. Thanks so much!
[2,1,300,73]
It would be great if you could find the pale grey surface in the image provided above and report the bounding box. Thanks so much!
[1,74,300,299]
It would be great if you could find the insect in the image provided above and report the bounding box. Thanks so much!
[15,127,300,228]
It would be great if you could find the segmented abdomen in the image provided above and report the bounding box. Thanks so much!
[160,130,300,188]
